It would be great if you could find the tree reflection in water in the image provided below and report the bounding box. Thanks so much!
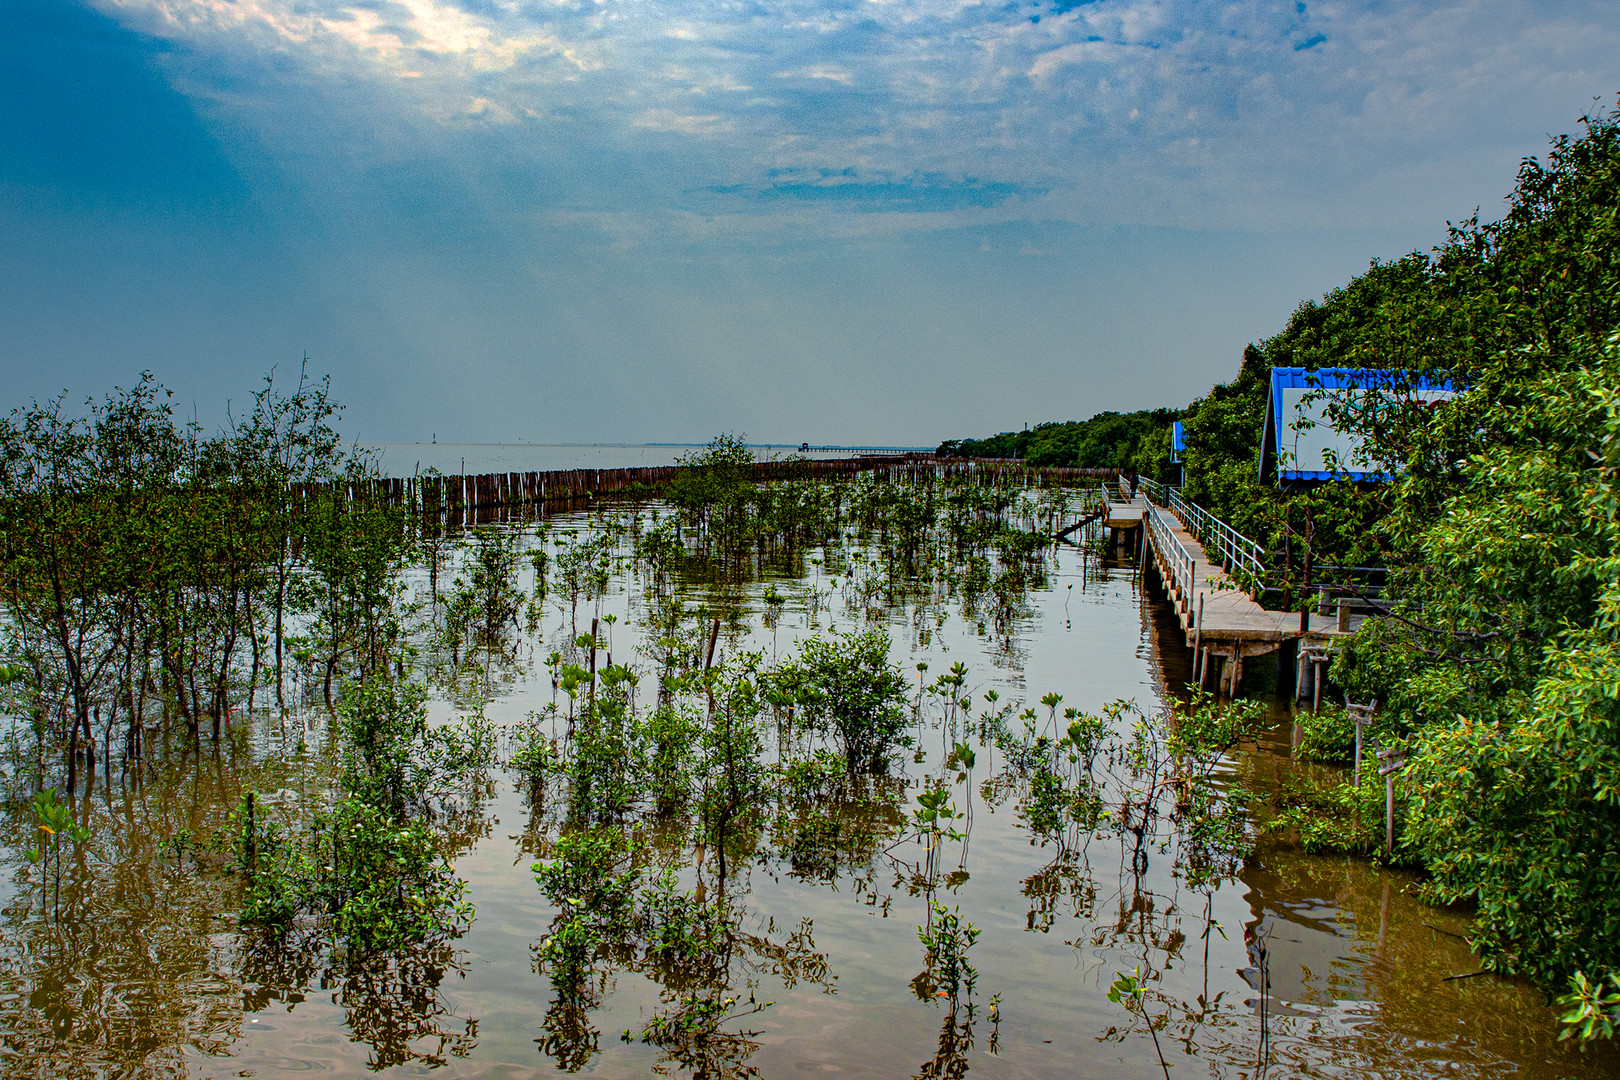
[237,924,477,1069]
[915,1008,976,1080]
[532,865,831,1076]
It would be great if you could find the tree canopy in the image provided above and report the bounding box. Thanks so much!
[937,408,1175,478]
[1179,100,1620,1020]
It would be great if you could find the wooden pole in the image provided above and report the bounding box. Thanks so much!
[1377,747,1405,857]
[1354,714,1363,787]
[1192,594,1204,685]
[1385,772,1395,855]
[1348,698,1378,787]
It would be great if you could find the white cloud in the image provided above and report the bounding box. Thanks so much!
[776,65,856,86]
[633,109,732,136]
[91,0,1620,238]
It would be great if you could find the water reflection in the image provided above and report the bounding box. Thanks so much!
[244,927,477,1069]
[3,489,1618,1079]
[1228,846,1620,1078]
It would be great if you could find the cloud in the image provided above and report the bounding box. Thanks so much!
[90,0,1620,237]
[634,109,732,135]
[711,171,1041,212]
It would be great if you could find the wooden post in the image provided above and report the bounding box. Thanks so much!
[1377,747,1406,857]
[1192,594,1204,685]
[1347,698,1377,787]
[1355,712,1363,786]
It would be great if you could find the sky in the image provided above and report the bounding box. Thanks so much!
[2,0,1617,446]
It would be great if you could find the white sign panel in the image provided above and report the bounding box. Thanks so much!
[1278,385,1455,477]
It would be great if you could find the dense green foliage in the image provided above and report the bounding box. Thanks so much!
[782,629,908,776]
[1169,102,1620,1029]
[937,408,1175,479]
[0,367,406,782]
[1341,336,1620,1003]
[1177,102,1620,595]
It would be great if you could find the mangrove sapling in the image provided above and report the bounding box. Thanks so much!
[646,701,701,818]
[787,629,909,778]
[933,661,969,759]
[1106,966,1173,1080]
[695,658,770,882]
[951,742,977,861]
[239,677,482,949]
[1118,705,1175,871]
[915,901,980,1012]
[462,527,525,644]
[566,695,644,824]
[913,785,965,886]
[24,786,91,920]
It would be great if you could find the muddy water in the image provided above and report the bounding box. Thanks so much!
[3,512,1615,1078]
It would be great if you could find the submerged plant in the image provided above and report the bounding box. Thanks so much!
[916,901,980,1012]
[1106,966,1172,1080]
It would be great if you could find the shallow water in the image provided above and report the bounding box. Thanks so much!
[3,504,1615,1079]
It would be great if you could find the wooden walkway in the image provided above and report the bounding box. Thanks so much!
[1103,487,1341,695]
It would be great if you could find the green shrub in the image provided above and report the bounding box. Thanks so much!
[1295,704,1356,763]
[787,629,909,776]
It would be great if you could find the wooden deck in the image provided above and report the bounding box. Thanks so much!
[1104,490,1342,694]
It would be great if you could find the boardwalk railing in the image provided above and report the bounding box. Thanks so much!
[1164,490,1268,597]
[1146,506,1196,618]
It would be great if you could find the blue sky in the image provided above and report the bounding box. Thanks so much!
[3,0,1617,445]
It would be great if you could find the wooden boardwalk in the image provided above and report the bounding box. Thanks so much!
[1104,487,1341,695]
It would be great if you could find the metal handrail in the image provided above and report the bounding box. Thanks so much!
[1139,476,1167,504]
[1166,489,1267,596]
[1145,506,1196,613]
